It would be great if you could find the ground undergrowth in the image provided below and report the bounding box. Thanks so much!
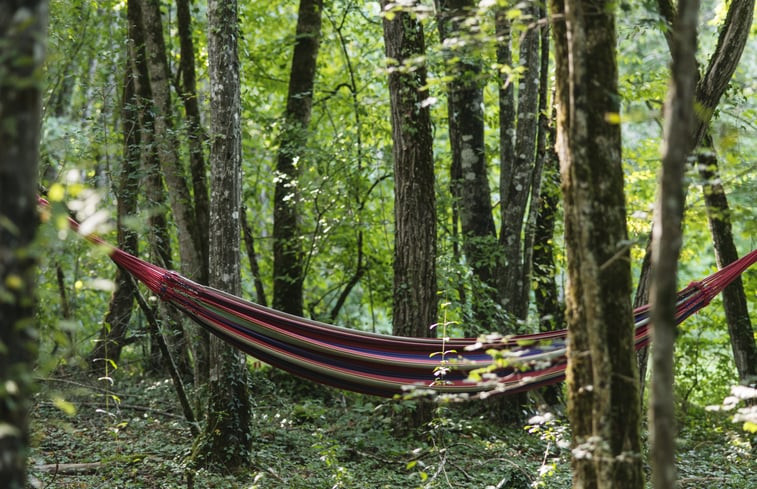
[27,367,755,489]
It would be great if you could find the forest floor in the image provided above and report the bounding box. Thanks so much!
[27,367,756,489]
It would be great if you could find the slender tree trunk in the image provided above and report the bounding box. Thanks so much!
[87,48,140,370]
[697,135,757,382]
[498,1,542,321]
[649,3,699,488]
[380,1,437,338]
[176,0,210,280]
[634,0,755,397]
[194,0,251,470]
[139,0,202,281]
[550,1,643,487]
[241,206,269,307]
[273,0,323,317]
[126,0,194,380]
[139,0,208,380]
[532,118,562,332]
[0,3,47,487]
[436,0,497,329]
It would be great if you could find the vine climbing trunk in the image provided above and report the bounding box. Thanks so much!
[273,0,323,317]
[193,0,251,470]
[380,1,437,339]
[550,0,643,487]
[0,2,47,487]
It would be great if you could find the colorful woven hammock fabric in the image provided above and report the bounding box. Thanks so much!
[46,199,757,398]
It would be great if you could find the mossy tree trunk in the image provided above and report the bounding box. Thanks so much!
[0,2,47,487]
[550,0,643,487]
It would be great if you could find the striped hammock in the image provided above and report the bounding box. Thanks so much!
[46,199,757,398]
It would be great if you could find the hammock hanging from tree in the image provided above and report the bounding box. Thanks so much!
[43,198,757,398]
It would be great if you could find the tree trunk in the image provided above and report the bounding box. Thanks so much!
[436,0,497,330]
[380,1,437,338]
[634,0,756,397]
[532,118,562,332]
[697,135,757,382]
[139,0,208,380]
[193,0,251,470]
[273,0,323,317]
[649,2,699,488]
[127,0,194,380]
[176,0,210,280]
[498,1,543,322]
[139,0,203,281]
[0,3,46,487]
[87,47,140,370]
[550,1,643,487]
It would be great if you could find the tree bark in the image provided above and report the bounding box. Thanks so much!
[436,0,497,329]
[380,1,437,338]
[0,3,47,487]
[176,0,210,280]
[139,0,203,282]
[193,0,251,470]
[697,136,757,382]
[649,2,700,488]
[273,0,323,317]
[532,117,562,332]
[139,0,208,380]
[127,0,194,380]
[550,1,643,487]
[87,46,140,370]
[498,1,543,321]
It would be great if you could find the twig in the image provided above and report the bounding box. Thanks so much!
[123,270,200,437]
[33,462,102,474]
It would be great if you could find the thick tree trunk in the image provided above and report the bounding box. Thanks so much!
[550,1,643,487]
[697,136,757,382]
[0,3,46,487]
[649,2,699,488]
[193,0,251,470]
[380,1,437,338]
[273,0,323,317]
